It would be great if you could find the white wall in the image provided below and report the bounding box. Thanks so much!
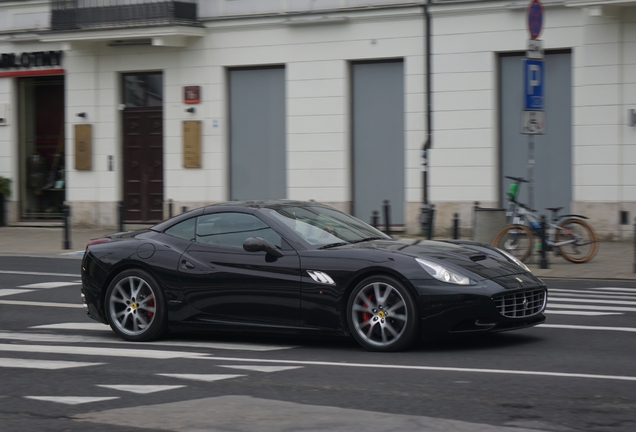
[430,1,636,238]
[59,6,426,227]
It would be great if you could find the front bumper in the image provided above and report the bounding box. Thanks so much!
[413,278,547,339]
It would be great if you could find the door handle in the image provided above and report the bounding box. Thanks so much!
[181,260,195,270]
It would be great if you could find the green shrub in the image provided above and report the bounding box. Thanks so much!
[0,176,10,197]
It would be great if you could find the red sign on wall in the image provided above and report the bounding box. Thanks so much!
[184,86,201,104]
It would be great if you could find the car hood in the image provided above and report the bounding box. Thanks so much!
[340,238,529,281]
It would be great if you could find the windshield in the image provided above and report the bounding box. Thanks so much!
[265,205,390,247]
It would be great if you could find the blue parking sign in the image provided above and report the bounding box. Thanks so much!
[523,59,544,110]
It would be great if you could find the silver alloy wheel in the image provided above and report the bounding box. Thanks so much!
[350,281,408,348]
[108,275,157,336]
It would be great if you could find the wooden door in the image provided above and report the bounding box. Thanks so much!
[122,107,163,223]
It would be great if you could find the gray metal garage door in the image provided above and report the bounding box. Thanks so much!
[499,51,572,214]
[229,67,286,200]
[352,60,405,224]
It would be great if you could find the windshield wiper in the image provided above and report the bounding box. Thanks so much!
[349,237,385,244]
[318,242,349,250]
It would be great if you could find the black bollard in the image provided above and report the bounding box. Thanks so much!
[540,215,549,269]
[169,199,173,218]
[62,204,71,250]
[382,200,391,237]
[370,210,380,229]
[181,206,188,214]
[118,201,124,233]
[453,213,460,239]
[427,204,435,240]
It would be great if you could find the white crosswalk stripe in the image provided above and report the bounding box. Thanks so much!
[97,385,186,394]
[18,282,81,289]
[0,289,33,297]
[0,278,82,300]
[25,396,119,405]
[158,374,246,383]
[0,357,104,370]
[4,329,297,351]
[547,286,636,317]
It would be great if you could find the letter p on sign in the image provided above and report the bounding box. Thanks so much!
[524,59,544,111]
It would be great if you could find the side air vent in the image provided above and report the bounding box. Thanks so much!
[306,270,336,285]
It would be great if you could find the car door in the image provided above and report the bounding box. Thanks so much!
[177,211,302,325]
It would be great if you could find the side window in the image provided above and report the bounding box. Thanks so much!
[195,212,281,249]
[164,217,195,241]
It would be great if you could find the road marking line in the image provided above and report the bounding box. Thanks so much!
[30,323,110,331]
[549,290,636,300]
[0,357,104,370]
[18,282,81,289]
[544,310,622,316]
[592,287,636,293]
[219,365,303,373]
[542,304,636,312]
[549,297,636,306]
[0,344,210,359]
[0,289,33,297]
[97,385,186,394]
[0,331,296,352]
[0,300,82,308]
[25,396,118,405]
[200,357,636,382]
[539,324,636,333]
[0,270,80,277]
[158,374,245,383]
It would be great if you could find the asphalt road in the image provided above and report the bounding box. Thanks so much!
[0,256,634,432]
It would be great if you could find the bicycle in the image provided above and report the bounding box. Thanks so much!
[491,176,599,264]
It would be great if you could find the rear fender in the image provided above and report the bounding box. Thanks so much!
[558,214,588,220]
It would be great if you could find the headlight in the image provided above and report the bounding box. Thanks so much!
[495,248,531,272]
[415,258,472,286]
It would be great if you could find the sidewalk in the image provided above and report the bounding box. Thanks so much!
[0,226,634,280]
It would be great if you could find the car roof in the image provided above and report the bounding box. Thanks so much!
[150,200,329,232]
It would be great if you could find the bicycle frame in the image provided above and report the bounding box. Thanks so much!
[506,194,581,249]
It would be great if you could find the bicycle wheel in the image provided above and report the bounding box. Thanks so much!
[492,224,533,263]
[555,218,599,263]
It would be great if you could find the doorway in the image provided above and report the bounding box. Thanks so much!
[18,76,65,220]
[499,51,572,213]
[228,66,286,200]
[351,60,405,224]
[121,72,164,223]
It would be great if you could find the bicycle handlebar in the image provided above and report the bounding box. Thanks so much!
[505,175,528,183]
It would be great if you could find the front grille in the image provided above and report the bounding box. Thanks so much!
[494,289,546,318]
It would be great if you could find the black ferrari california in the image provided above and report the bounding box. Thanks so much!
[81,200,547,352]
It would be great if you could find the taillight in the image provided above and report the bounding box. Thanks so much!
[86,238,111,248]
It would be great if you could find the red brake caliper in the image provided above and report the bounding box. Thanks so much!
[361,294,373,326]
[146,297,154,319]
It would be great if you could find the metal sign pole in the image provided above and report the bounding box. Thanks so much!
[528,134,534,209]
[521,0,544,211]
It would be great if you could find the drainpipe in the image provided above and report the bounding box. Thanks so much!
[420,1,433,234]
[423,1,431,205]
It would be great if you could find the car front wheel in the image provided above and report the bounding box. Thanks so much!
[347,275,419,352]
[104,269,168,342]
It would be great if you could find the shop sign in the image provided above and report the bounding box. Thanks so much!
[184,86,201,104]
[0,51,63,69]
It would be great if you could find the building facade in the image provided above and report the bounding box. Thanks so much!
[0,0,634,239]
[429,0,636,240]
[0,0,427,232]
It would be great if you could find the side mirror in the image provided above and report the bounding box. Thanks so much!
[243,237,284,258]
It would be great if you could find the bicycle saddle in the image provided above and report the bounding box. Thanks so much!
[545,207,563,213]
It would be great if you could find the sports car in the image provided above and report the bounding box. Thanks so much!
[81,200,547,352]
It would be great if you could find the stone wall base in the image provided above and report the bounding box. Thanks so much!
[2,200,633,242]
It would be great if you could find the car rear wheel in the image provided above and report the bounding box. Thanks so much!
[347,275,419,352]
[105,269,168,342]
